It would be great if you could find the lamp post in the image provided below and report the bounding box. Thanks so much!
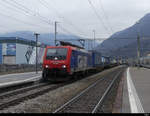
[34,33,40,74]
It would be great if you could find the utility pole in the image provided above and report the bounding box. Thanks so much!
[136,21,141,69]
[88,40,90,50]
[87,40,89,50]
[34,33,40,74]
[137,33,140,68]
[91,39,92,50]
[93,30,96,50]
[55,21,58,46]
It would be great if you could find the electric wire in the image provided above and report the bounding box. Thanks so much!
[39,0,87,37]
[1,0,89,39]
[98,0,114,33]
[87,0,111,36]
[0,11,50,30]
[4,0,53,25]
[37,0,89,39]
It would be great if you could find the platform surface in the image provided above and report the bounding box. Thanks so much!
[0,71,42,85]
[122,67,150,113]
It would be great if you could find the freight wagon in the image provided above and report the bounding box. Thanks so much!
[42,42,114,81]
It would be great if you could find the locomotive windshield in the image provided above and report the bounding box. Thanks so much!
[46,48,68,60]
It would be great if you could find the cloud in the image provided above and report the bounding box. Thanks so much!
[0,0,150,39]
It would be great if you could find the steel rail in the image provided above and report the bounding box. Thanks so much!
[92,70,122,113]
[0,83,48,99]
[0,72,89,110]
[0,84,60,110]
[53,76,107,113]
[53,68,123,113]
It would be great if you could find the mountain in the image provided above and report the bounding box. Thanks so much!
[96,13,150,57]
[0,31,80,46]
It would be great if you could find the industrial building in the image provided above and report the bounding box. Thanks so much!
[0,37,46,65]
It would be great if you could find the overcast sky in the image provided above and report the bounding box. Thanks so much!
[0,0,150,39]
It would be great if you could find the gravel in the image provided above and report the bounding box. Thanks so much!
[0,66,122,113]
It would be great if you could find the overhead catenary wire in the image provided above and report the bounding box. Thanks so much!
[98,0,114,33]
[58,25,89,40]
[2,0,53,25]
[0,0,85,39]
[0,11,50,30]
[1,0,148,45]
[11,0,52,23]
[37,0,89,39]
[0,0,92,40]
[87,0,111,36]
[0,0,48,26]
[39,0,88,37]
[12,0,87,38]
[57,24,81,38]
[0,1,27,15]
[53,36,150,44]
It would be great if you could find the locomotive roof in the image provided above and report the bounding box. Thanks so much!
[59,41,84,49]
[46,45,90,54]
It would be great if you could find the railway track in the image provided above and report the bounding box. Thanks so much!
[0,71,96,110]
[54,68,124,113]
[0,66,124,111]
[0,82,61,110]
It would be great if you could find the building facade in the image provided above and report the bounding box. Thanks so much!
[0,37,46,65]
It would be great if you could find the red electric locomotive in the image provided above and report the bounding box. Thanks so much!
[42,42,92,81]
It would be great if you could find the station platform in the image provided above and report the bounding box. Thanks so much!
[122,67,150,113]
[0,71,42,88]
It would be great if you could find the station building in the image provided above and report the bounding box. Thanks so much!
[0,37,46,65]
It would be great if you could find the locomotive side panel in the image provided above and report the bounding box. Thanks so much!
[70,49,92,73]
[70,50,77,73]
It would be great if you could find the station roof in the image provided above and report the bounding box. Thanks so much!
[0,37,46,47]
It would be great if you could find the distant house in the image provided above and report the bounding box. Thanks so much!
[0,37,46,65]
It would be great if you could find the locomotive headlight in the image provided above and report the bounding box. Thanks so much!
[45,65,49,68]
[62,65,66,68]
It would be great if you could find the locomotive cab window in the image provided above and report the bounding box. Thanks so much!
[46,48,68,60]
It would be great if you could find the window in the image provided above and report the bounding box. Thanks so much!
[46,48,68,60]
